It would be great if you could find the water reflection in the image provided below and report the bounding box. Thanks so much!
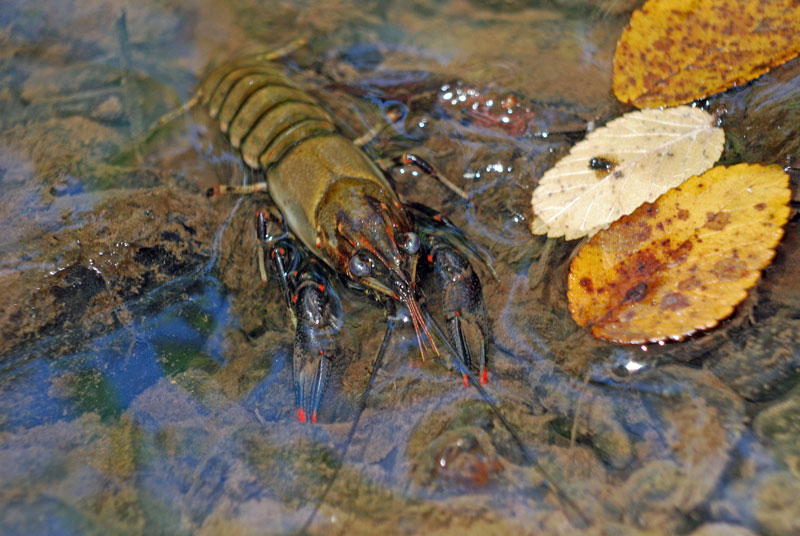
[1,277,229,429]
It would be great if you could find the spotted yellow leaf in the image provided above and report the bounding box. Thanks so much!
[614,0,800,108]
[568,164,790,344]
[531,106,724,240]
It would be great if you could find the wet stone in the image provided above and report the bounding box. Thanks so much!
[20,62,123,103]
[753,472,800,536]
[0,185,216,357]
[404,351,746,531]
[2,495,104,535]
[707,433,783,532]
[714,56,800,165]
[0,413,141,534]
[541,379,635,470]
[2,116,124,179]
[688,523,758,536]
[753,387,800,478]
[708,311,800,401]
[91,95,125,123]
[619,460,692,531]
[408,426,503,490]
[558,366,744,533]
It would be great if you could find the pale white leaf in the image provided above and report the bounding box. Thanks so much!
[530,106,724,240]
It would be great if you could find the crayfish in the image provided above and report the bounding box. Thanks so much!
[166,43,493,423]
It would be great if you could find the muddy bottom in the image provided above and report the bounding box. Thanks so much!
[1,1,799,535]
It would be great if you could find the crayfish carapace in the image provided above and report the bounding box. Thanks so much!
[172,44,492,424]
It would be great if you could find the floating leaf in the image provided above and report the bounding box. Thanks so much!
[568,164,790,344]
[613,0,800,108]
[530,106,724,240]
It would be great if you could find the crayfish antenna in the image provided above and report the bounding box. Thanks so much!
[405,296,439,361]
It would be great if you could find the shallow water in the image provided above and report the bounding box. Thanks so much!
[1,1,799,534]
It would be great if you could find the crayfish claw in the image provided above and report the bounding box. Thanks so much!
[426,239,489,386]
[255,214,342,424]
[291,276,342,424]
[447,301,488,387]
[294,348,331,424]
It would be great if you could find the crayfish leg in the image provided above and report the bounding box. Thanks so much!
[206,181,268,198]
[396,152,470,201]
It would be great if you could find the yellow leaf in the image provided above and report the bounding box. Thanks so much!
[614,0,800,108]
[567,164,790,344]
[530,106,723,240]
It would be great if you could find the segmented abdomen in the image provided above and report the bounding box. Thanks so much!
[199,58,337,170]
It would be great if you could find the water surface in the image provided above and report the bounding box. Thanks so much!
[1,1,799,534]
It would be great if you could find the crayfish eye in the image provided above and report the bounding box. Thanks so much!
[349,252,371,278]
[400,232,420,255]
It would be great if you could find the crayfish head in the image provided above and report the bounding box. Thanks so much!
[315,178,437,358]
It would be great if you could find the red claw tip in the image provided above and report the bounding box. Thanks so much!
[462,374,470,388]
[318,284,325,292]
[297,408,307,423]
[311,410,318,424]
[480,368,489,385]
